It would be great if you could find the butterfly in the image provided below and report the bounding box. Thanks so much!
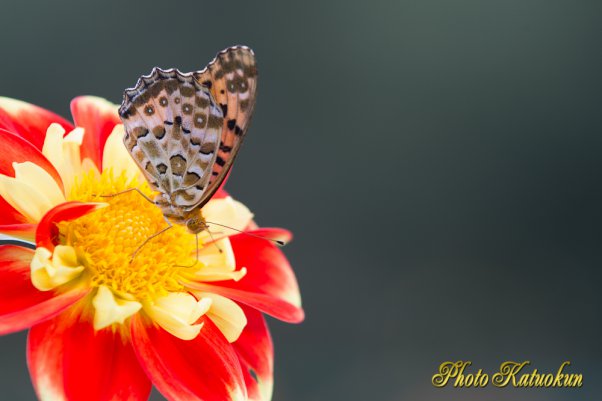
[118,46,257,235]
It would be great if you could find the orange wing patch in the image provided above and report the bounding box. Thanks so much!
[193,46,257,204]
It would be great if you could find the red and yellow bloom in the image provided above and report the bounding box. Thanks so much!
[0,96,303,401]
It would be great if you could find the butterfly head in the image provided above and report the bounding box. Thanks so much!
[184,209,207,234]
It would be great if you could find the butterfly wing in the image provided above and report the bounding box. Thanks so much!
[119,68,224,213]
[193,46,258,205]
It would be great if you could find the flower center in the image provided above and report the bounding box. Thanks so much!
[59,169,198,301]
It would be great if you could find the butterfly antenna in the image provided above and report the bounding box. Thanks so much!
[130,218,173,263]
[98,188,155,204]
[204,221,285,246]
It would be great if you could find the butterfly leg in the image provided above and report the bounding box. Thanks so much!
[202,223,224,254]
[99,188,155,204]
[130,216,173,263]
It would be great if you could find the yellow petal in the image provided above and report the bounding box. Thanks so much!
[41,123,65,168]
[230,388,246,401]
[187,238,247,282]
[194,292,247,343]
[30,246,85,291]
[42,124,86,195]
[199,238,236,269]
[13,162,65,206]
[92,286,142,330]
[64,126,84,144]
[0,174,55,222]
[62,128,85,193]
[102,124,141,183]
[201,197,254,240]
[143,292,212,340]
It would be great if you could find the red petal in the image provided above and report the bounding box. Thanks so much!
[0,107,19,135]
[0,98,73,150]
[233,305,274,401]
[0,245,88,334]
[28,308,151,401]
[70,96,121,170]
[36,201,106,250]
[194,235,304,323]
[214,187,229,199]
[131,315,247,401]
[0,195,27,224]
[0,129,64,192]
[0,223,36,242]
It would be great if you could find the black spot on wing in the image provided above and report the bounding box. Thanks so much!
[157,163,168,174]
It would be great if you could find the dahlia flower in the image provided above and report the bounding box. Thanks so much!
[0,96,303,401]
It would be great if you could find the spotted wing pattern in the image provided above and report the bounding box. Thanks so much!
[119,68,224,213]
[193,46,257,204]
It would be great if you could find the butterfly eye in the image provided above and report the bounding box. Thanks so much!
[227,81,236,93]
[238,80,248,92]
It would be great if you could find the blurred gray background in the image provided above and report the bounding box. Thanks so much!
[0,0,601,400]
